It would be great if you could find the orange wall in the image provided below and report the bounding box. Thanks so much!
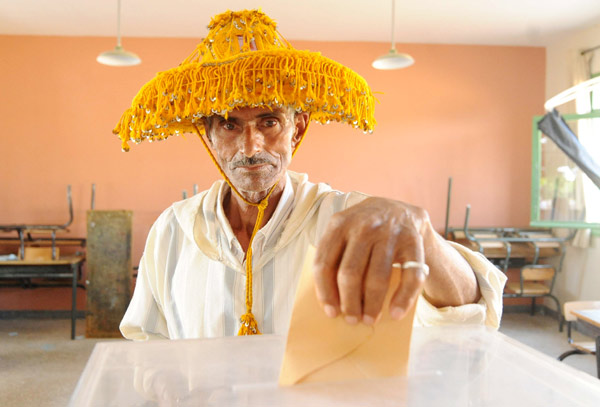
[0,36,545,270]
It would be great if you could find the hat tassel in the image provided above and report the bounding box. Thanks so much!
[238,312,261,335]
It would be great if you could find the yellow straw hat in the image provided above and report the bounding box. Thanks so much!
[113,9,376,152]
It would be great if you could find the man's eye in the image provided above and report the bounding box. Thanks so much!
[222,122,236,130]
[263,119,278,127]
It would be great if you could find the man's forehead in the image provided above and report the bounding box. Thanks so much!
[216,106,293,120]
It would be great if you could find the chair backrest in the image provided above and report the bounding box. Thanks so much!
[472,233,505,249]
[18,247,58,261]
[521,266,555,281]
[563,301,600,322]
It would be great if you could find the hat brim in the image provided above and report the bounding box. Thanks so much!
[113,49,375,152]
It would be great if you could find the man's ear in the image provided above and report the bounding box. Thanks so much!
[292,111,310,148]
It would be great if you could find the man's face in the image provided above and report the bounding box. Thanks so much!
[205,106,308,198]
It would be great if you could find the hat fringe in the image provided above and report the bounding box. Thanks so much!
[113,49,375,152]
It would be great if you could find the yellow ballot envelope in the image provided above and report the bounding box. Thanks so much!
[279,246,417,386]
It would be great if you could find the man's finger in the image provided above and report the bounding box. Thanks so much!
[389,232,426,320]
[313,226,346,317]
[362,240,395,324]
[389,265,427,320]
[336,237,371,324]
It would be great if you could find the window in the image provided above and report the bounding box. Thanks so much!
[531,108,600,229]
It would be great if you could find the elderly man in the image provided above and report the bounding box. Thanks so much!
[116,10,505,340]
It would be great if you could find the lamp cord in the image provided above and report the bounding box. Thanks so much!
[116,0,122,48]
[390,0,396,50]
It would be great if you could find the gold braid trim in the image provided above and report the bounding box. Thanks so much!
[114,50,374,152]
[191,119,309,335]
[193,123,310,335]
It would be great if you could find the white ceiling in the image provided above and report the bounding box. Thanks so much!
[1,0,600,46]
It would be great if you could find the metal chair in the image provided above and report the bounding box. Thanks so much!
[504,264,562,331]
[558,300,600,378]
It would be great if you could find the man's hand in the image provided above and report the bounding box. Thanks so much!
[313,197,479,325]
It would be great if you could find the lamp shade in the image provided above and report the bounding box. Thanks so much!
[97,45,141,67]
[372,49,414,70]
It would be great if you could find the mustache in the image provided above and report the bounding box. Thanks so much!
[230,154,276,169]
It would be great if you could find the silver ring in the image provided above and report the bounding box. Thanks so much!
[392,261,430,277]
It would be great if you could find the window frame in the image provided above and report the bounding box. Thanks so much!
[530,110,600,231]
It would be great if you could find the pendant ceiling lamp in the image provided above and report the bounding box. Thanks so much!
[97,0,141,67]
[372,0,414,70]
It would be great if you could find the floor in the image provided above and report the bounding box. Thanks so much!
[500,312,597,377]
[0,318,124,407]
[0,312,597,407]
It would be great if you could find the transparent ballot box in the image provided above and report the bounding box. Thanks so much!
[70,326,600,406]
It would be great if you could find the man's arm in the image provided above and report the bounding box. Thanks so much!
[120,209,173,340]
[312,196,480,325]
[421,221,480,307]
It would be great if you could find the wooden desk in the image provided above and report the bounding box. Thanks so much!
[70,326,600,406]
[451,237,561,260]
[0,255,85,339]
[0,237,86,247]
[572,309,600,377]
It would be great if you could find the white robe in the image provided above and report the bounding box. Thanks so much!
[120,172,507,340]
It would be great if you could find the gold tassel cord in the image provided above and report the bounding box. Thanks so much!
[236,112,308,333]
[238,198,268,335]
[192,120,308,335]
[193,124,291,335]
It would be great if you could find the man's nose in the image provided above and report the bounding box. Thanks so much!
[240,124,263,157]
